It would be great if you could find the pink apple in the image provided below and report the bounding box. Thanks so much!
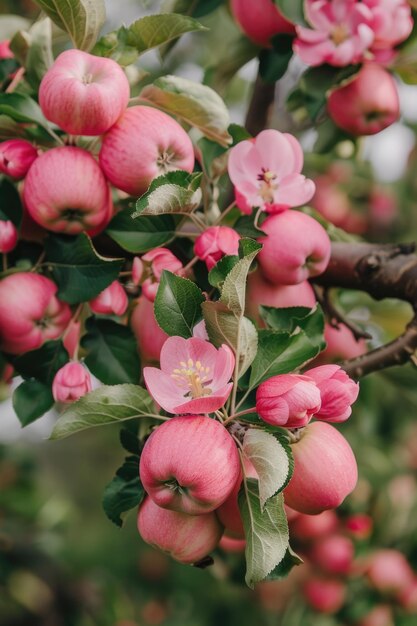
[327,64,400,136]
[246,269,316,325]
[230,0,295,48]
[216,460,257,539]
[130,295,168,364]
[23,146,113,235]
[0,139,38,179]
[366,550,414,595]
[0,272,71,355]
[218,535,246,553]
[289,510,339,541]
[258,211,331,285]
[309,534,354,575]
[303,577,346,614]
[0,220,18,253]
[284,421,358,515]
[39,49,130,136]
[398,578,417,612]
[137,497,222,564]
[139,415,241,515]
[313,323,367,365]
[99,106,195,197]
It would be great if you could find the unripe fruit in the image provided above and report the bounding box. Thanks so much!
[130,295,169,364]
[309,534,354,575]
[303,578,346,614]
[230,0,295,48]
[39,50,130,136]
[23,146,113,235]
[139,415,240,515]
[327,65,400,136]
[258,211,331,285]
[0,139,38,179]
[0,273,71,355]
[284,421,358,515]
[137,497,222,564]
[0,220,18,253]
[99,106,195,197]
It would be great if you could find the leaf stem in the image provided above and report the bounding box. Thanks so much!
[2,253,7,272]
[214,201,236,225]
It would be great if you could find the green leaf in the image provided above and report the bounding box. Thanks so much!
[164,0,224,18]
[259,34,293,83]
[34,0,106,51]
[208,255,239,289]
[249,330,319,389]
[50,384,156,440]
[103,455,144,527]
[0,178,23,226]
[239,478,289,588]
[25,18,54,89]
[273,0,308,27]
[133,171,202,217]
[11,340,69,384]
[234,214,266,239]
[220,239,261,318]
[259,304,325,350]
[81,318,141,385]
[44,233,123,304]
[0,92,50,128]
[265,544,303,581]
[106,210,179,253]
[12,379,54,427]
[93,13,207,65]
[154,270,205,338]
[243,429,290,509]
[205,35,259,95]
[140,75,231,146]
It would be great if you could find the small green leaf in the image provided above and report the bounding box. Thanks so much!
[208,255,239,289]
[11,340,69,384]
[239,478,289,588]
[0,179,23,226]
[133,171,202,217]
[0,92,50,128]
[140,75,231,146]
[165,0,223,18]
[102,455,144,527]
[106,211,179,253]
[220,239,261,318]
[265,544,303,581]
[259,304,325,350]
[243,429,290,509]
[50,384,156,440]
[259,34,293,83]
[25,18,54,89]
[12,379,54,426]
[154,271,205,338]
[44,233,123,304]
[249,330,319,389]
[34,0,106,51]
[273,0,308,27]
[81,318,141,385]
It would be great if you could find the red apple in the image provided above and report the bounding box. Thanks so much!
[290,510,339,541]
[99,106,195,197]
[309,534,354,575]
[130,296,169,364]
[284,421,358,515]
[230,0,295,48]
[216,460,257,538]
[366,550,414,595]
[139,415,241,515]
[303,577,346,614]
[137,497,222,564]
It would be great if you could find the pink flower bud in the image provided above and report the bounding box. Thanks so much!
[0,220,18,253]
[62,319,81,359]
[52,361,92,403]
[131,256,144,286]
[0,40,13,59]
[303,364,359,423]
[194,226,240,270]
[256,374,321,428]
[141,247,183,302]
[0,139,38,179]
[89,280,128,316]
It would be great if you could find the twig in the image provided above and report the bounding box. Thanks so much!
[313,285,372,341]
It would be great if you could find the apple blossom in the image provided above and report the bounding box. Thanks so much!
[327,64,400,136]
[284,421,358,514]
[309,534,355,575]
[23,146,113,235]
[62,319,81,360]
[139,415,241,515]
[39,49,130,136]
[366,0,413,64]
[0,220,18,253]
[0,273,71,355]
[258,211,331,285]
[52,361,92,403]
[140,247,183,302]
[99,106,195,197]
[0,139,38,179]
[303,364,359,423]
[230,0,295,48]
[194,226,240,270]
[294,0,375,67]
[303,577,346,614]
[366,550,414,594]
[143,336,234,414]
[256,374,321,428]
[137,496,222,564]
[89,281,128,316]
[228,130,315,214]
[130,296,168,364]
[131,257,144,286]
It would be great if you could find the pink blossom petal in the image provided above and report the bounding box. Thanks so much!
[174,383,233,414]
[274,174,316,207]
[143,367,183,413]
[212,345,235,389]
[254,130,299,179]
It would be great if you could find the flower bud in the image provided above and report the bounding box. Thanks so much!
[89,281,128,316]
[52,362,92,403]
[194,226,240,270]
[141,247,183,302]
[304,364,359,423]
[256,374,321,428]
[0,40,13,59]
[131,256,144,286]
[0,139,38,179]
[0,220,18,253]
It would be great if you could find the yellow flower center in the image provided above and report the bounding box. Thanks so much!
[257,168,278,204]
[171,358,213,398]
[331,23,349,46]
